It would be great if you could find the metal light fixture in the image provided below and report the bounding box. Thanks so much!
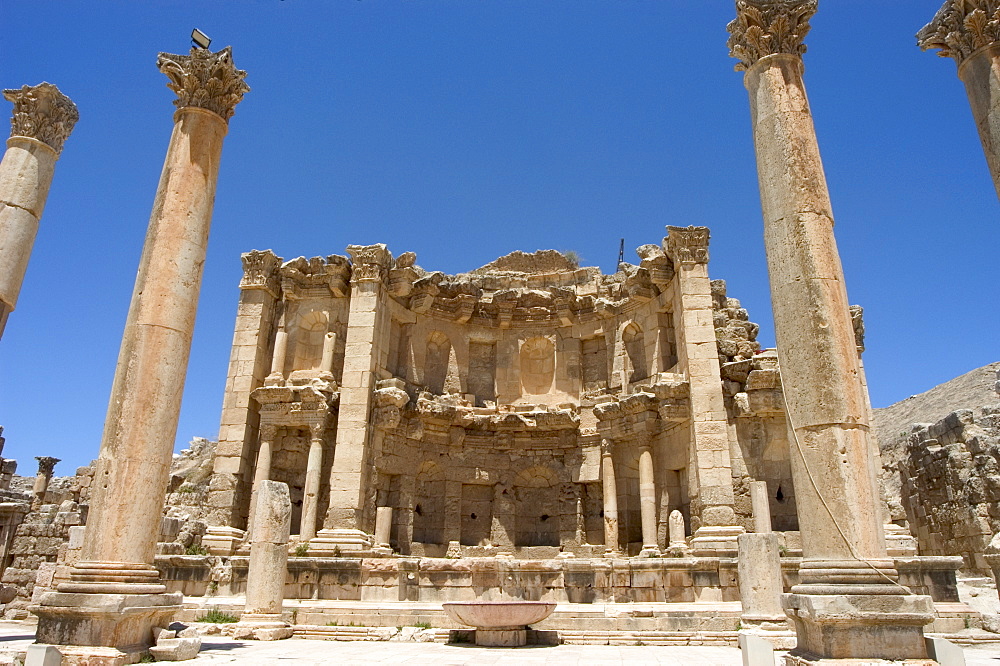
[191,29,212,50]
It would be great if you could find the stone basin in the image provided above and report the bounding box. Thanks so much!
[443,601,556,646]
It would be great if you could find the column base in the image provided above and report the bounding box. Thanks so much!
[739,627,797,651]
[202,526,245,556]
[475,628,527,647]
[30,590,182,653]
[308,528,374,555]
[638,545,661,558]
[783,589,935,662]
[690,525,744,556]
[228,613,293,641]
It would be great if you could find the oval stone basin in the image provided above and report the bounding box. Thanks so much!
[442,601,556,630]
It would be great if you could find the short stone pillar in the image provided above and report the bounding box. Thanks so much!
[32,46,248,660]
[265,324,288,386]
[0,83,77,339]
[749,481,771,534]
[31,457,59,505]
[638,442,660,556]
[373,506,393,553]
[668,509,688,556]
[920,2,1000,200]
[231,480,293,640]
[728,2,934,662]
[737,532,791,639]
[600,438,619,554]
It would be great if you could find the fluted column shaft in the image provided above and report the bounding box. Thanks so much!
[65,48,247,592]
[0,84,77,338]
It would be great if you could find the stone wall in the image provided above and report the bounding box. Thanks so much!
[888,404,1000,575]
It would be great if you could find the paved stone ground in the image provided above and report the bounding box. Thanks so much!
[0,622,998,664]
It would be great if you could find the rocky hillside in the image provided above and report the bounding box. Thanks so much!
[873,362,1000,450]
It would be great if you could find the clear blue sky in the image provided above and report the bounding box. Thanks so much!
[2,2,996,473]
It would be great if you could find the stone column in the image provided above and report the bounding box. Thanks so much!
[0,84,77,339]
[33,47,248,658]
[232,480,293,641]
[316,244,393,552]
[727,3,933,661]
[31,456,59,505]
[374,506,393,549]
[665,226,743,554]
[920,1,1000,199]
[321,331,337,375]
[266,323,289,385]
[749,480,772,534]
[299,425,325,542]
[638,441,659,556]
[245,424,276,537]
[600,438,619,554]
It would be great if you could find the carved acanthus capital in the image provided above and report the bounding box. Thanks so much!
[727,0,818,71]
[3,83,78,154]
[347,244,393,284]
[665,226,710,266]
[156,47,249,122]
[35,456,60,477]
[918,1,1000,65]
[240,250,282,296]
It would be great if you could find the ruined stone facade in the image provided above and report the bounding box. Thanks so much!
[201,227,805,561]
[890,405,1000,576]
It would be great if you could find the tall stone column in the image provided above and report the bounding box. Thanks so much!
[299,425,325,541]
[33,47,247,658]
[637,441,659,556]
[727,2,933,661]
[600,438,619,554]
[919,1,1000,199]
[245,424,277,534]
[31,456,59,506]
[315,244,393,553]
[665,226,743,554]
[0,84,77,339]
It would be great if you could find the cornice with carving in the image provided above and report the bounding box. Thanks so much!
[665,226,710,266]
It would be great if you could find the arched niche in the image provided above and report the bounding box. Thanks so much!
[292,309,329,371]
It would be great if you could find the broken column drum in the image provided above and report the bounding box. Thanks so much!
[32,46,247,656]
[728,0,934,661]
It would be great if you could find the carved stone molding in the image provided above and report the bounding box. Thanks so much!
[849,304,865,354]
[240,250,282,296]
[919,1,1000,65]
[280,255,351,299]
[3,83,78,154]
[347,244,393,284]
[727,0,818,71]
[156,47,249,122]
[665,226,710,266]
[35,456,60,476]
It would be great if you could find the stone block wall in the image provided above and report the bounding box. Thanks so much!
[890,405,1000,574]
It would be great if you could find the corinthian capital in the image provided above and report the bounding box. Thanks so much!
[347,244,393,284]
[3,83,78,154]
[665,226,710,266]
[156,47,249,122]
[918,1,1000,65]
[727,0,818,71]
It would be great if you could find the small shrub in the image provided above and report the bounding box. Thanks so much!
[197,609,239,624]
[138,655,156,664]
[412,621,431,630]
[294,543,310,557]
[175,484,196,494]
[185,544,210,556]
[778,545,789,556]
